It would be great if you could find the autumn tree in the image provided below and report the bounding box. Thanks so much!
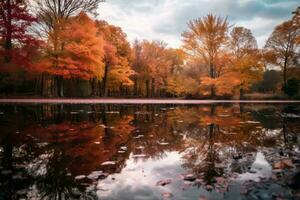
[132,40,144,96]
[165,49,199,97]
[0,0,38,68]
[182,14,229,97]
[132,40,174,97]
[0,0,41,95]
[95,20,134,96]
[166,76,198,97]
[39,12,105,96]
[31,0,105,97]
[265,19,300,90]
[229,27,263,99]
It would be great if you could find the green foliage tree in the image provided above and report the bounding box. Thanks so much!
[252,70,281,93]
[282,78,299,97]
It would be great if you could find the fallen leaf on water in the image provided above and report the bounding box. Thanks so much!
[199,195,208,200]
[273,159,295,169]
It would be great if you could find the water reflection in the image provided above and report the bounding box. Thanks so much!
[0,104,299,199]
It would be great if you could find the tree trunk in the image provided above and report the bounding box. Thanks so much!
[102,64,109,97]
[282,47,290,89]
[119,83,123,97]
[41,74,44,96]
[57,76,64,97]
[134,77,138,96]
[210,62,216,98]
[90,78,96,96]
[211,87,216,99]
[240,87,244,100]
[146,80,150,97]
[98,80,102,96]
[283,64,287,88]
[151,78,155,97]
[4,0,12,63]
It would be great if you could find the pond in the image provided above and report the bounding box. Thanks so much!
[0,103,299,200]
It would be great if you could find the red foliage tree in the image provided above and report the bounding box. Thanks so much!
[0,0,39,71]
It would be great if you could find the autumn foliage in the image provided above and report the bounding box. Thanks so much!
[0,0,39,72]
[43,12,105,80]
[0,1,299,98]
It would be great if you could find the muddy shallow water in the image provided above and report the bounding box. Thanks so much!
[0,103,299,200]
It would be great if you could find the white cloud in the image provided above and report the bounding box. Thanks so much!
[97,0,297,48]
[98,0,184,47]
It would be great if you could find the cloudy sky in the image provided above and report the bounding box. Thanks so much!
[98,0,299,48]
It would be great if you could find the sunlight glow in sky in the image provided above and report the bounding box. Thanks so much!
[98,0,299,48]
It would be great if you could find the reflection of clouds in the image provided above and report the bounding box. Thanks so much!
[236,152,272,182]
[97,152,183,199]
[27,152,53,177]
[264,128,282,137]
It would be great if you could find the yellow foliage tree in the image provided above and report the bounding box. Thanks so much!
[182,14,229,97]
[229,27,263,98]
[96,20,134,96]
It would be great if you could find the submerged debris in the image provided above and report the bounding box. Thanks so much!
[183,174,197,182]
[156,179,172,186]
[273,159,295,169]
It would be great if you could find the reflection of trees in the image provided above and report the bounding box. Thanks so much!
[36,147,81,200]
[1,103,299,197]
[249,105,300,151]
[130,105,184,162]
[281,106,300,152]
[0,107,38,200]
[180,105,267,186]
[0,129,14,200]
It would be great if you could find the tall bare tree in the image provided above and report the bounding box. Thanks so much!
[230,27,258,59]
[265,19,300,88]
[31,0,105,36]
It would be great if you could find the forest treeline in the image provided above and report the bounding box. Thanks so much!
[0,1,299,99]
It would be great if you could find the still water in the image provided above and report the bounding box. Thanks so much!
[0,103,299,200]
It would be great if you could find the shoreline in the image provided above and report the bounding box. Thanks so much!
[0,98,300,104]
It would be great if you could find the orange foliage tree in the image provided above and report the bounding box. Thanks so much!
[95,20,134,96]
[182,16,265,98]
[31,0,105,97]
[132,40,179,97]
[38,12,105,95]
